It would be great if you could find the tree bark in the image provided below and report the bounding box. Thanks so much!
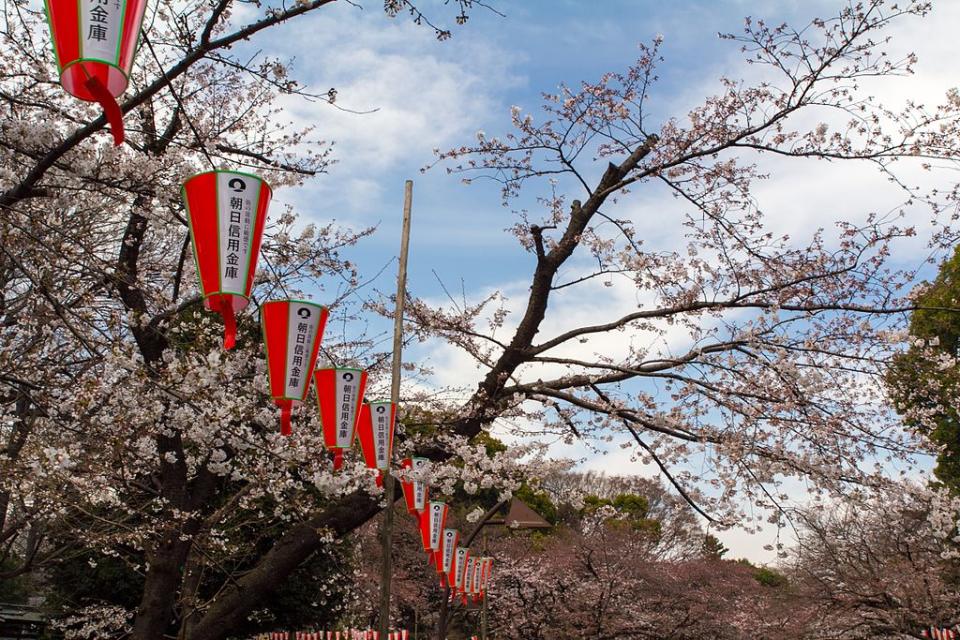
[184,490,393,640]
[132,535,193,640]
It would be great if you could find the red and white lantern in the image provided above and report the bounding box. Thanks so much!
[399,457,429,515]
[261,300,328,436]
[357,400,396,485]
[44,0,148,145]
[314,367,368,469]
[417,501,448,554]
[182,170,272,349]
[438,528,459,582]
[452,547,469,593]
[479,557,493,598]
[461,555,478,604]
[470,557,483,601]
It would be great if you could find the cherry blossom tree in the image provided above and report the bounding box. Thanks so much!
[2,0,959,638]
[0,1,531,639]
[787,486,960,637]
[414,0,960,530]
[487,490,808,640]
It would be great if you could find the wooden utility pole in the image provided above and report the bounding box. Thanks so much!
[378,180,413,639]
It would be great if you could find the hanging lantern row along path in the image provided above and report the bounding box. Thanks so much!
[40,0,499,616]
[255,630,411,640]
[188,166,495,611]
[404,490,493,603]
[177,168,496,608]
[44,0,149,145]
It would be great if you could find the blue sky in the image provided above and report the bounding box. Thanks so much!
[250,0,954,292]
[230,0,957,561]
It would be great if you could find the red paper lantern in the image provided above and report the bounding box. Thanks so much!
[182,170,272,349]
[314,367,368,469]
[470,557,483,601]
[417,500,448,554]
[438,528,459,582]
[399,457,429,515]
[452,546,469,594]
[44,0,148,145]
[479,557,493,599]
[461,556,479,604]
[356,400,396,485]
[260,300,328,436]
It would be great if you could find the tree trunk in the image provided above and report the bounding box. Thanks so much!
[131,535,192,640]
[184,490,389,640]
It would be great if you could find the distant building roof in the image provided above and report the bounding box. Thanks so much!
[503,498,551,529]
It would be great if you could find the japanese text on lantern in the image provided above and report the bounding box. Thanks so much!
[442,531,457,572]
[337,372,357,446]
[455,549,468,587]
[374,405,389,467]
[216,173,257,294]
[431,505,443,547]
[413,458,427,507]
[81,0,122,61]
[283,304,318,398]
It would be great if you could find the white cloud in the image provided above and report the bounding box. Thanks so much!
[244,0,954,562]
[250,3,521,226]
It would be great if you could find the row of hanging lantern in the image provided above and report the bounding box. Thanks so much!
[182,168,498,608]
[257,631,409,640]
[42,1,496,619]
[399,468,494,605]
[180,168,397,483]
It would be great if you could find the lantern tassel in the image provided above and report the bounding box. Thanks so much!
[84,76,124,146]
[216,297,237,350]
[333,449,344,471]
[277,400,293,436]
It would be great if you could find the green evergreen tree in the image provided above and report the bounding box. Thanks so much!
[701,534,729,560]
[887,246,960,492]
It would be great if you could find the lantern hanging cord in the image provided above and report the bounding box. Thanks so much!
[142,34,217,171]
